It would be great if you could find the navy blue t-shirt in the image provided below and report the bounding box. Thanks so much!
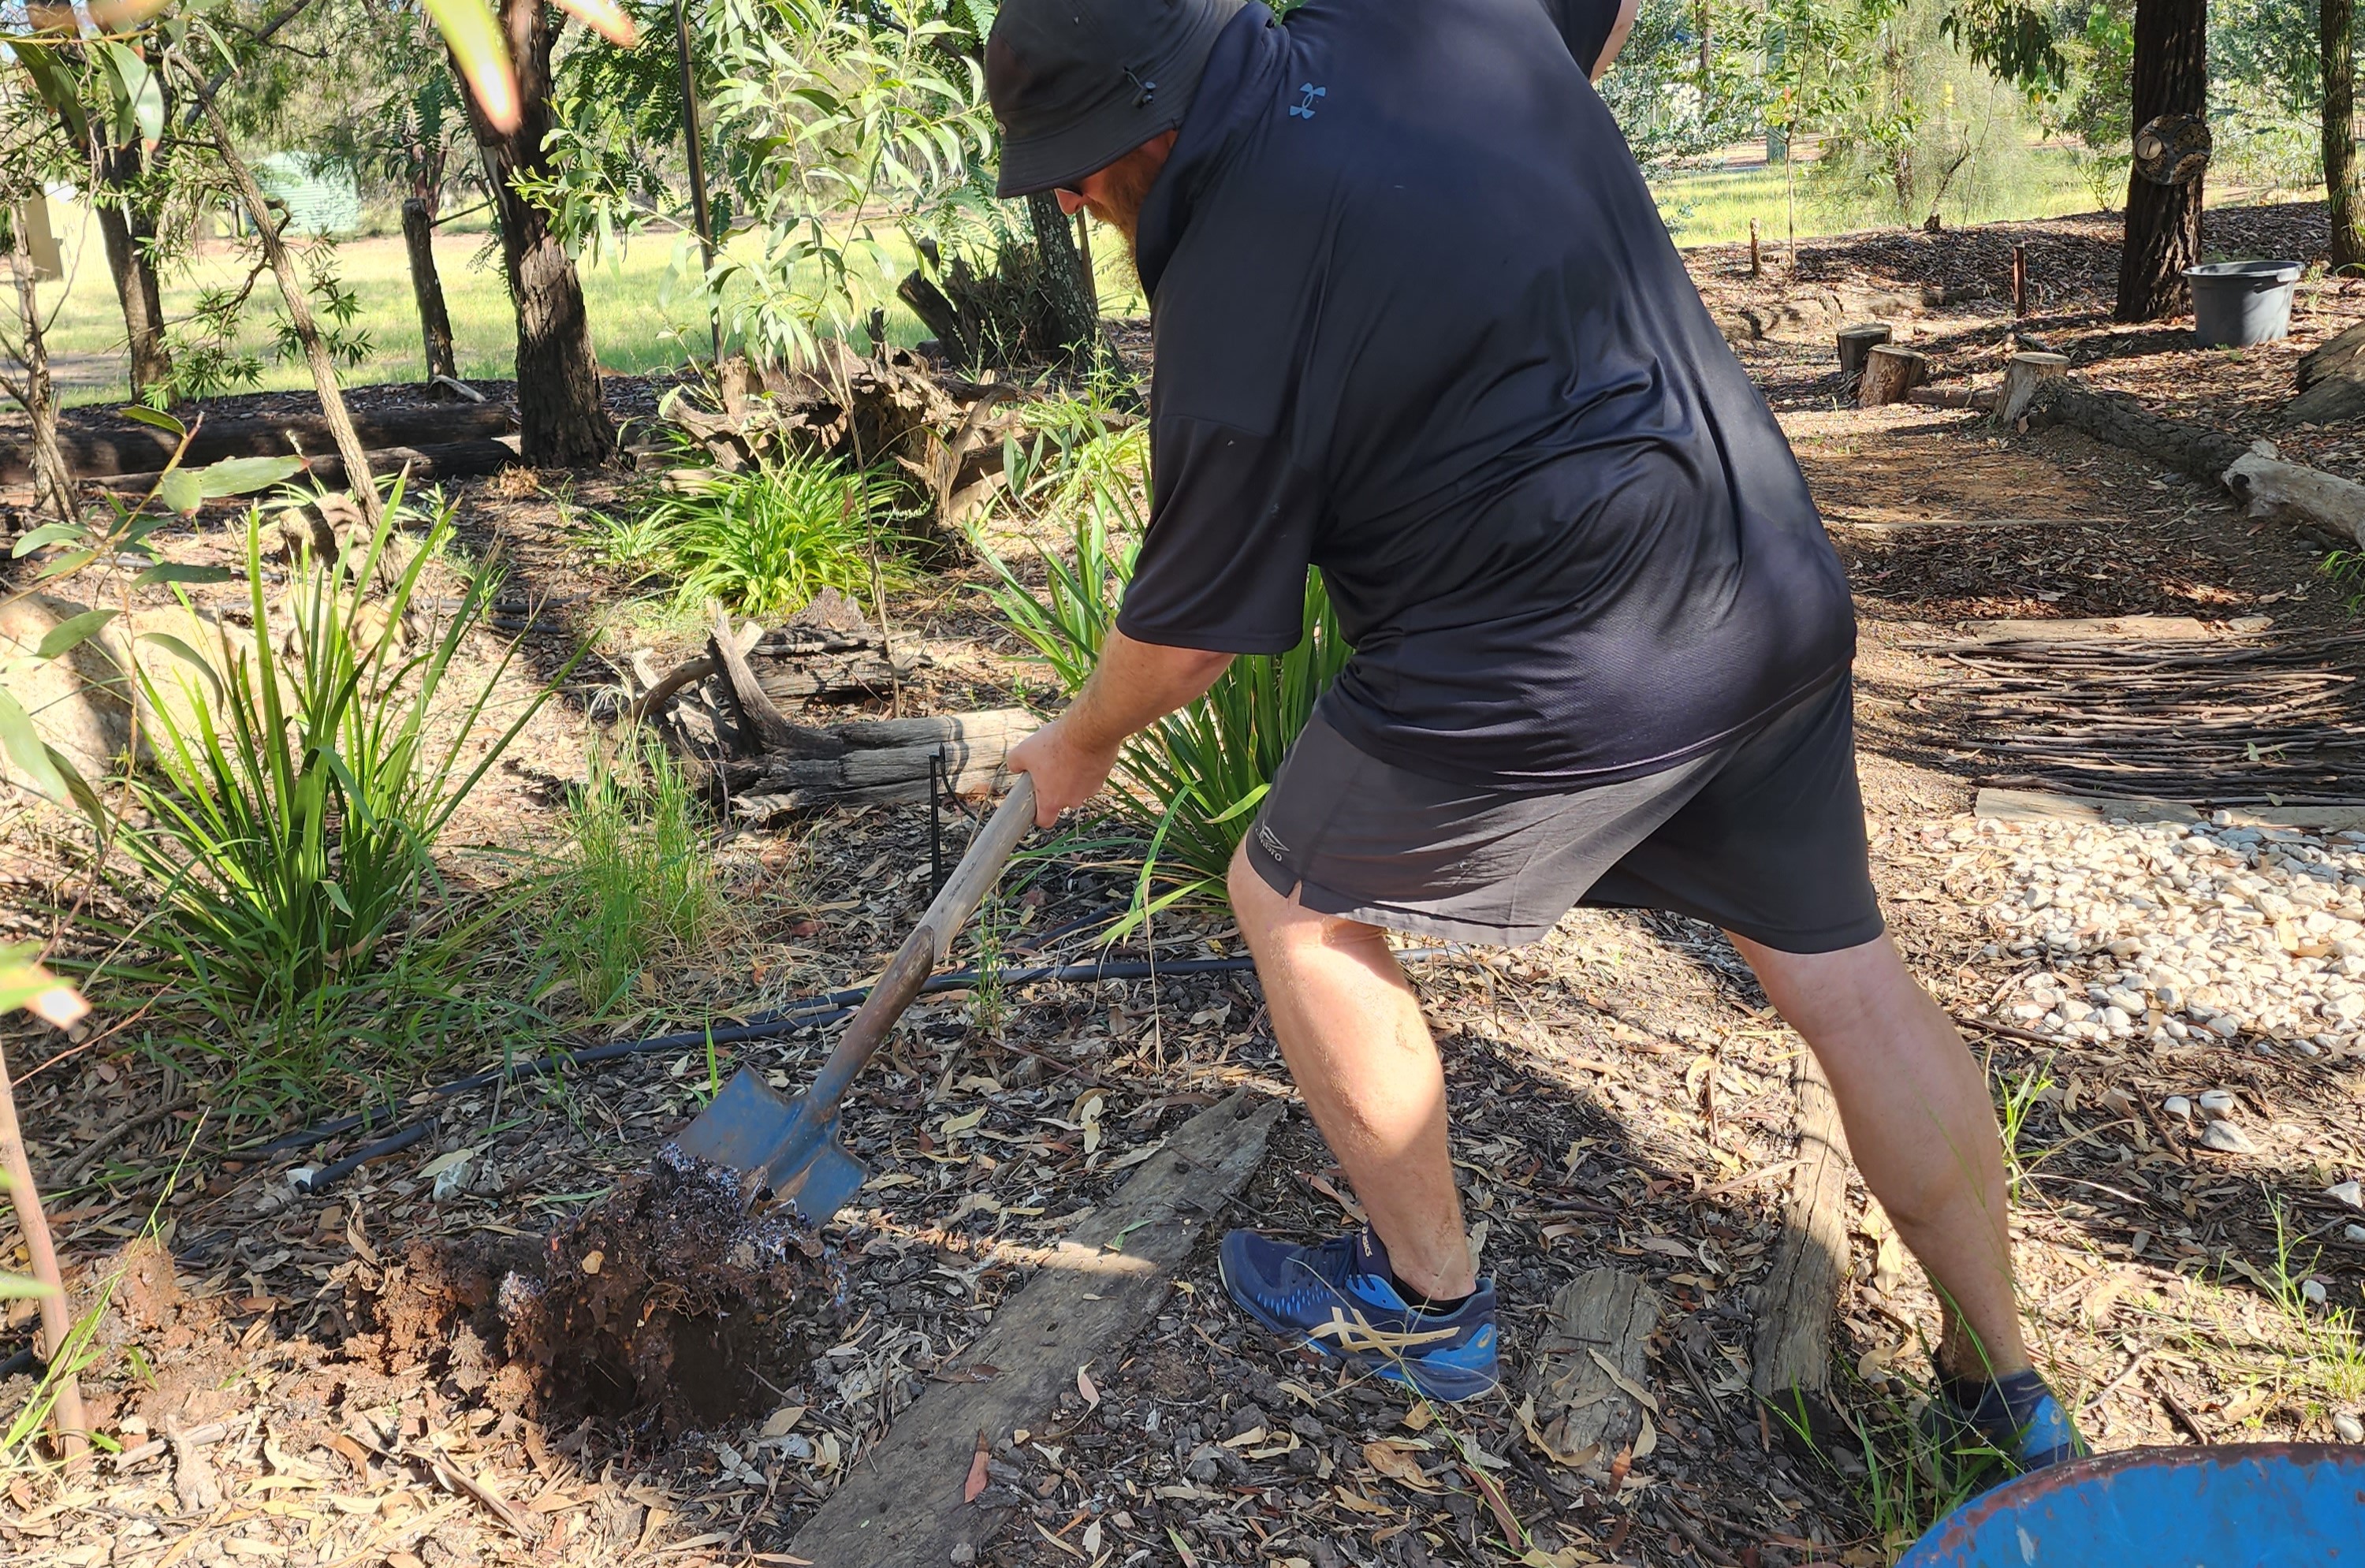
[1114,0,1857,791]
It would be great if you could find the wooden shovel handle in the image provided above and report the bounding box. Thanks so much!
[803,775,1035,1114]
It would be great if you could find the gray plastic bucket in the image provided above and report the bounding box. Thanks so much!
[2185,259,2301,348]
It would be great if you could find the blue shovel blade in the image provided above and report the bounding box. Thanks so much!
[668,1067,870,1223]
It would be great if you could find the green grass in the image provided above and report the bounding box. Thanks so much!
[1650,147,2099,248]
[543,735,723,1016]
[26,196,1150,408]
[640,453,910,619]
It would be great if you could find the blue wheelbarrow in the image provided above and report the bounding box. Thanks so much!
[1899,1444,2364,1566]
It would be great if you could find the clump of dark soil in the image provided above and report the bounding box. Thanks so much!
[350,1150,844,1435]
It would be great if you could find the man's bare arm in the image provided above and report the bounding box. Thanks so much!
[1592,0,1640,80]
[1006,630,1235,826]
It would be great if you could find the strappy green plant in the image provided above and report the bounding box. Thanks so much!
[110,482,560,1076]
[984,471,1349,915]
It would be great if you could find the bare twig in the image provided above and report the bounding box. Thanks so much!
[0,1037,89,1463]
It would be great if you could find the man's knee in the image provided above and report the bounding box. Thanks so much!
[1228,837,1290,936]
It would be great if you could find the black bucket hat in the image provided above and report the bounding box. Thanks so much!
[986,0,1246,198]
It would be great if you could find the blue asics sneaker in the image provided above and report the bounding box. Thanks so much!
[1217,1227,1499,1402]
[1929,1366,2088,1476]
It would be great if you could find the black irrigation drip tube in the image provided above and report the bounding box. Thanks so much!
[263,954,1267,1195]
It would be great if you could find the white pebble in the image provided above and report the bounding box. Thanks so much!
[2330,1180,2364,1210]
[2303,1279,2330,1307]
[2198,1089,2237,1115]
[2162,1095,2193,1119]
[2336,1413,2365,1443]
[2345,1224,2365,1244]
[2201,1120,2256,1154]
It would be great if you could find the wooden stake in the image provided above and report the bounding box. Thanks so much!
[0,1038,88,1465]
[1749,218,1761,278]
[2012,242,2028,317]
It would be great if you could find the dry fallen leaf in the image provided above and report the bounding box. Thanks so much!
[1362,1440,1436,1490]
[1401,1402,1435,1432]
[963,1429,989,1504]
[1076,1365,1100,1408]
[1587,1347,1662,1414]
[1462,1462,1523,1541]
[1333,1485,1391,1515]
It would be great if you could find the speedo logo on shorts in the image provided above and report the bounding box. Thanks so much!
[1256,822,1291,861]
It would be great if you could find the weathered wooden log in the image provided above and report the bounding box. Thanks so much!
[1752,1048,1851,1430]
[1856,343,1927,408]
[2020,376,2253,482]
[2222,442,2365,546]
[3,400,518,483]
[1528,1268,1661,1472]
[726,708,1040,820]
[706,603,841,759]
[2284,373,2365,426]
[1995,351,2069,425]
[1835,322,1892,396]
[95,438,519,495]
[2300,321,2365,389]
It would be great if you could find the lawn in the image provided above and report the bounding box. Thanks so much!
[1650,147,2105,248]
[24,158,2106,405]
[26,198,1150,408]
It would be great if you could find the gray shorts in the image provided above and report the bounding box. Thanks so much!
[1243,675,1884,952]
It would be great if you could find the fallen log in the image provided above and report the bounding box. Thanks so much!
[2,400,517,483]
[2020,376,2251,482]
[2222,441,2365,546]
[724,709,1039,820]
[784,1093,1281,1568]
[1751,1047,1852,1453]
[95,439,520,495]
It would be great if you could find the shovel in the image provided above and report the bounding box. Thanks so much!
[669,775,1037,1222]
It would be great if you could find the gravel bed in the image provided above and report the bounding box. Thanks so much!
[1968,814,2365,1060]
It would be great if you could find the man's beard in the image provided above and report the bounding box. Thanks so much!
[1083,145,1165,261]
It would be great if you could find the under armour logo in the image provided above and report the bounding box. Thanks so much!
[1289,82,1327,118]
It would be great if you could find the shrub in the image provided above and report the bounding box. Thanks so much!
[545,735,722,1016]
[985,474,1349,912]
[111,483,555,1070]
[642,455,905,619]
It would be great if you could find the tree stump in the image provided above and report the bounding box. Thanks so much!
[1856,343,1927,408]
[1835,323,1892,397]
[1996,351,2070,425]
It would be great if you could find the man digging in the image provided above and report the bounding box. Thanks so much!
[993,0,2084,1475]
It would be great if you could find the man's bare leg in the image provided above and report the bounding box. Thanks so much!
[1731,930,2028,1379]
[1229,842,1477,1300]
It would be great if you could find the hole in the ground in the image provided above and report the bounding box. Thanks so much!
[348,1150,844,1435]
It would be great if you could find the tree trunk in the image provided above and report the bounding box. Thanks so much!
[401,198,459,382]
[6,220,76,526]
[2116,0,2208,322]
[2327,0,2365,272]
[94,150,173,401]
[457,0,612,467]
[1026,192,1100,361]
